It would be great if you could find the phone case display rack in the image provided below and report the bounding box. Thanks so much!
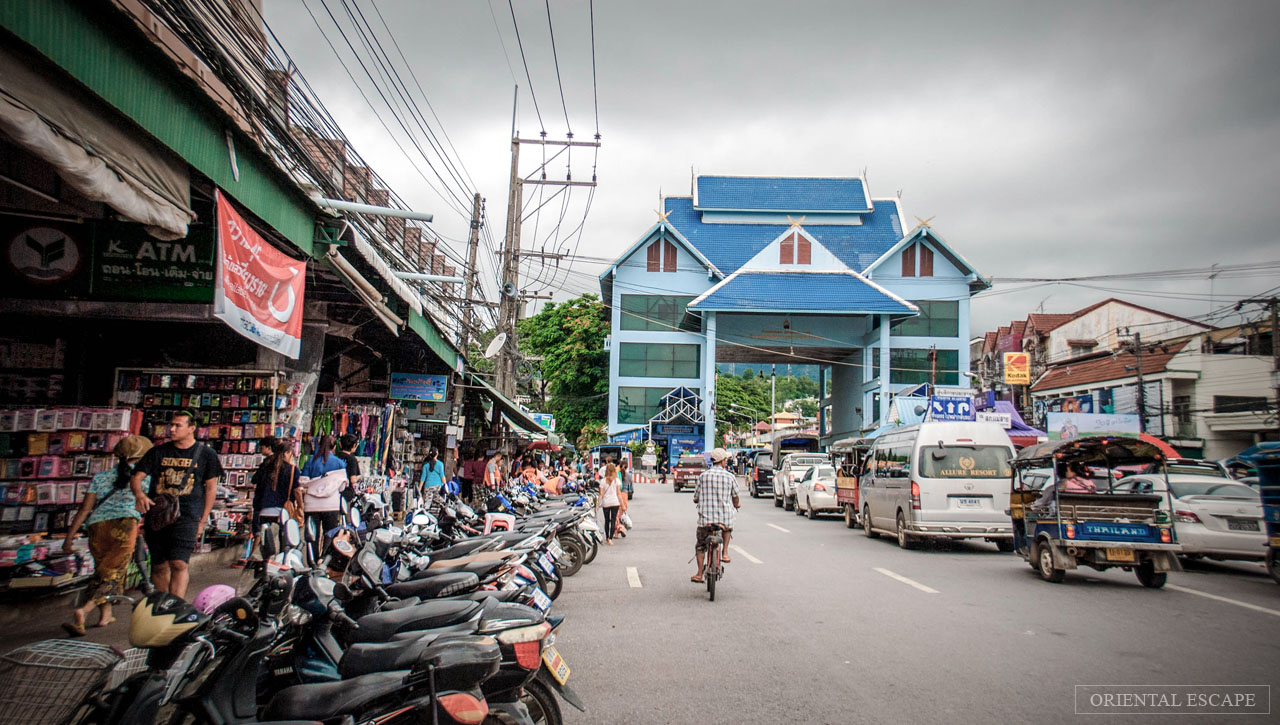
[0,406,133,592]
[113,368,296,546]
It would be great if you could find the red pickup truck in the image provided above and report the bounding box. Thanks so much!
[672,455,707,492]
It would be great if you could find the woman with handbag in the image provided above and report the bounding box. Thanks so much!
[298,434,348,541]
[251,437,300,557]
[597,463,622,546]
[61,435,153,636]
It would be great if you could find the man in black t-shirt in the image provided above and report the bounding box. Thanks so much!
[334,433,362,504]
[132,411,224,598]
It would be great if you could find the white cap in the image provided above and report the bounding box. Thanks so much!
[709,447,730,462]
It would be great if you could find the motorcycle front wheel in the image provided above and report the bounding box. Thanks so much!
[522,678,564,725]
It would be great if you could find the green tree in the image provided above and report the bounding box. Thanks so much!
[516,294,610,445]
[714,372,771,441]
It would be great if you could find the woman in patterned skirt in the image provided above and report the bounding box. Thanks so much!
[61,435,153,636]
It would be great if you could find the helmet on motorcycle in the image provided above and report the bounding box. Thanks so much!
[192,584,237,615]
[129,591,202,647]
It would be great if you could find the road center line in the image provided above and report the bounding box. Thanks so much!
[1167,584,1280,617]
[873,567,939,594]
[730,545,763,564]
[626,566,642,588]
[767,523,790,533]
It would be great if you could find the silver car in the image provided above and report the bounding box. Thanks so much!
[795,464,840,520]
[1117,474,1266,562]
[773,454,828,511]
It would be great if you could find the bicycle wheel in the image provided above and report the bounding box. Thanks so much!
[707,539,718,601]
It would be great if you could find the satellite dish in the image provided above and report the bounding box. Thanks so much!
[484,333,507,359]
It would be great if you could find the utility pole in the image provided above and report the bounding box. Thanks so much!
[1235,296,1280,433]
[770,365,777,432]
[1119,328,1147,433]
[493,132,601,398]
[446,193,483,478]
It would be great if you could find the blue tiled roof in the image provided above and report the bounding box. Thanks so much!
[664,196,904,275]
[696,176,871,212]
[689,272,916,314]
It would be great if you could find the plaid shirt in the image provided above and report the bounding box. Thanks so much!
[694,465,739,527]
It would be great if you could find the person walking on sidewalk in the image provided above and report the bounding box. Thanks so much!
[132,411,223,600]
[61,435,153,636]
[298,434,349,541]
[251,437,300,555]
[420,449,445,490]
[598,463,622,546]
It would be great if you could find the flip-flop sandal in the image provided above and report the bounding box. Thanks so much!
[96,618,116,628]
[690,575,704,583]
[721,556,732,563]
[61,622,86,638]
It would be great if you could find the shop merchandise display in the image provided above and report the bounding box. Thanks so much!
[114,369,309,550]
[0,406,131,592]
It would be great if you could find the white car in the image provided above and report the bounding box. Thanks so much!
[773,454,828,511]
[795,464,840,520]
[1116,474,1266,562]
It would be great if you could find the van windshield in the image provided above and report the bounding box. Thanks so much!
[919,446,1012,479]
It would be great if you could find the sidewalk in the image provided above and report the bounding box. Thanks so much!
[0,548,247,653]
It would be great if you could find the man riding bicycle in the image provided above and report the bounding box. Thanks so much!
[691,448,740,583]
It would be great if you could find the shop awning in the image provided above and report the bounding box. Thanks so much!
[0,43,193,239]
[468,373,546,435]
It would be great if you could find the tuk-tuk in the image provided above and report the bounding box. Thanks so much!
[830,436,872,529]
[1251,443,1280,584]
[1010,436,1180,587]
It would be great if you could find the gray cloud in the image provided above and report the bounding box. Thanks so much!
[266,0,1280,332]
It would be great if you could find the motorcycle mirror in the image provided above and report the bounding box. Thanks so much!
[333,536,356,557]
[411,512,431,526]
[306,516,319,542]
[259,523,279,557]
[340,496,350,515]
[284,549,307,572]
[332,581,354,603]
[348,508,362,528]
[283,518,302,548]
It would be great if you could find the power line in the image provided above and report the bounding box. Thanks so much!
[507,0,546,133]
[543,0,572,134]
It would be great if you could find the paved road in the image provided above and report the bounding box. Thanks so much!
[552,478,1280,724]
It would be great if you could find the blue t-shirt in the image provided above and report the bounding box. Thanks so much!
[301,453,347,479]
[421,460,445,488]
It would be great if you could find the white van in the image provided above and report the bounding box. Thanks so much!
[861,421,1015,550]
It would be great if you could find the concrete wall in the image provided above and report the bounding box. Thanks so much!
[1047,302,1202,362]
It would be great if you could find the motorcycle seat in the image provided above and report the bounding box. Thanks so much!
[430,537,500,559]
[451,588,529,604]
[416,558,510,581]
[352,599,482,642]
[264,670,405,721]
[340,632,443,678]
[386,572,479,599]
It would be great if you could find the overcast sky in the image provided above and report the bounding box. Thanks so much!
[265,0,1280,335]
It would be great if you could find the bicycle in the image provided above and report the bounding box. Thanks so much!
[704,524,726,601]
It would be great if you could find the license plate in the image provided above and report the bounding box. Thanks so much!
[955,497,981,509]
[1105,547,1135,562]
[1227,519,1259,531]
[530,587,551,612]
[548,539,564,558]
[542,645,570,685]
[538,552,556,575]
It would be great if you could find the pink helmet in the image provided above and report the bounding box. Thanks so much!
[192,584,236,615]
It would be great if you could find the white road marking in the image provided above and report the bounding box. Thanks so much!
[626,566,642,588]
[1167,584,1280,618]
[730,545,762,564]
[767,523,790,533]
[873,567,940,594]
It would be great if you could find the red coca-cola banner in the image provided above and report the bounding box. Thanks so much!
[213,190,305,358]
